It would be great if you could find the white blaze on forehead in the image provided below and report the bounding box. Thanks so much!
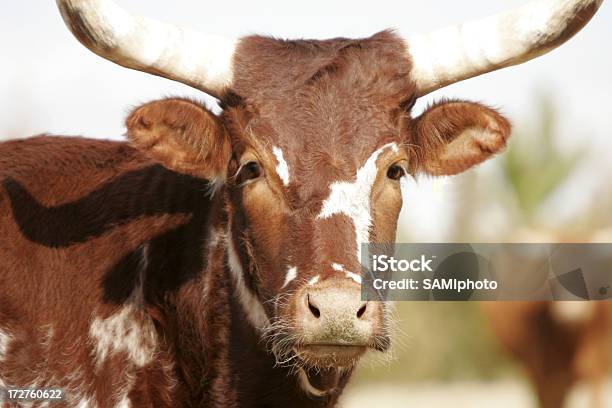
[225,228,270,330]
[272,146,290,186]
[318,143,399,261]
[282,266,298,289]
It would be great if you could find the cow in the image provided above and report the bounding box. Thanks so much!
[0,0,604,406]
[484,302,611,408]
[483,230,612,408]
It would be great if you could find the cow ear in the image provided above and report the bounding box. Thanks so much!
[126,98,231,181]
[407,100,511,176]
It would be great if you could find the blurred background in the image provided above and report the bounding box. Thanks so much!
[2,1,611,407]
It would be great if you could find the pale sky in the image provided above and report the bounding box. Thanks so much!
[1,1,611,239]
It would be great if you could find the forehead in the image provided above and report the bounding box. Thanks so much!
[225,31,414,180]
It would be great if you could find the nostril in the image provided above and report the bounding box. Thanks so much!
[356,303,367,319]
[307,294,321,318]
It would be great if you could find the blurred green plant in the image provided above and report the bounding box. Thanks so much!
[502,94,583,224]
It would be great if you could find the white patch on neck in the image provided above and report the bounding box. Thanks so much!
[89,305,157,368]
[318,143,398,261]
[298,368,327,397]
[116,394,131,408]
[272,146,290,186]
[0,328,11,361]
[207,227,224,248]
[308,275,320,286]
[282,266,298,288]
[225,228,270,330]
[75,396,97,408]
[89,260,157,369]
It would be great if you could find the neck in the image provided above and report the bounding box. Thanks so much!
[156,205,353,406]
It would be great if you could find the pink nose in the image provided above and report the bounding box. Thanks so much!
[305,286,367,321]
[295,278,381,345]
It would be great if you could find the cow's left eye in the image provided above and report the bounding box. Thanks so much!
[237,161,263,184]
[386,164,405,181]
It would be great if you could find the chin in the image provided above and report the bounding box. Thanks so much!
[295,344,369,369]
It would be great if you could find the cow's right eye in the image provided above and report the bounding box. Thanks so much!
[236,161,263,184]
[386,164,406,181]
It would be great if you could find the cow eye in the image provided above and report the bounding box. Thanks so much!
[237,161,263,184]
[386,164,405,181]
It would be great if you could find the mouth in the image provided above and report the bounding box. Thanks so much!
[295,344,369,368]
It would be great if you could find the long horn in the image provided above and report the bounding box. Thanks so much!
[56,0,236,98]
[406,0,604,96]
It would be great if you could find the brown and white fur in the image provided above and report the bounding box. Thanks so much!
[1,32,516,407]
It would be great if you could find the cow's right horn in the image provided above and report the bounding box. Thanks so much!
[405,0,604,96]
[56,0,236,98]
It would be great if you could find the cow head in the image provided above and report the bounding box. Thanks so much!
[57,0,603,384]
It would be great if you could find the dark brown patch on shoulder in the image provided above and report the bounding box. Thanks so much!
[3,165,212,247]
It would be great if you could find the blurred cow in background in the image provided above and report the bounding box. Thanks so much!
[484,230,612,408]
[485,302,611,408]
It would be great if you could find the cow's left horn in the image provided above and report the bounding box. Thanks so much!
[56,0,236,98]
[405,0,604,96]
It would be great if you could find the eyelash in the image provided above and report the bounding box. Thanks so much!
[386,164,406,181]
[236,161,263,184]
